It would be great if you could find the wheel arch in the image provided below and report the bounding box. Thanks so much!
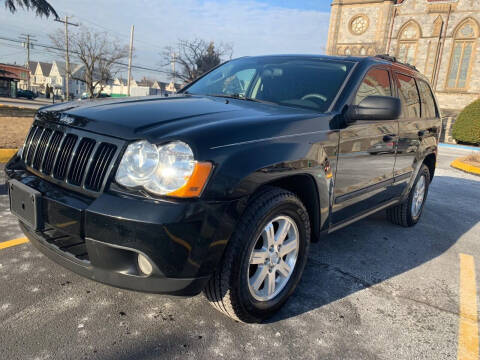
[257,174,322,242]
[423,152,436,182]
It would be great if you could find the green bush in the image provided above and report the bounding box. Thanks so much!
[452,99,480,145]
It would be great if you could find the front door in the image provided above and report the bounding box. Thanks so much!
[332,67,398,224]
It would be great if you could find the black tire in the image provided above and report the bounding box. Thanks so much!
[203,186,310,323]
[387,164,431,227]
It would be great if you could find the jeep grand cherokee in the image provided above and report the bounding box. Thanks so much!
[6,55,441,322]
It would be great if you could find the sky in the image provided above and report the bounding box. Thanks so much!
[0,0,332,82]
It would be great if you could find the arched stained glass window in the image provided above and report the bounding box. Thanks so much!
[397,21,420,66]
[447,19,478,90]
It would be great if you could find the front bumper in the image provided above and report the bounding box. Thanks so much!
[6,157,239,296]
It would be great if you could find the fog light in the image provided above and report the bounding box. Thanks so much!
[137,254,153,276]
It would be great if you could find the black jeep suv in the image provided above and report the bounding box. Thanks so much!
[6,55,441,322]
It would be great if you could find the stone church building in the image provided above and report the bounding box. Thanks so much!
[326,0,480,110]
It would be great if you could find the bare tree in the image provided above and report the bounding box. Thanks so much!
[162,39,233,83]
[4,0,58,18]
[50,27,128,98]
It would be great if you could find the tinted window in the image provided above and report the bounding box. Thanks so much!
[354,68,392,105]
[396,73,421,118]
[185,57,355,112]
[417,80,437,118]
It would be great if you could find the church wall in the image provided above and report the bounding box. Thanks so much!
[327,0,480,110]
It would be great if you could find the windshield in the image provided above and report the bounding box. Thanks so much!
[183,56,355,112]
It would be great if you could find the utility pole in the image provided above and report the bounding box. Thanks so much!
[19,34,36,90]
[55,16,78,101]
[127,25,134,96]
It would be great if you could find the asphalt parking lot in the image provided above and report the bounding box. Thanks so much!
[1,146,479,360]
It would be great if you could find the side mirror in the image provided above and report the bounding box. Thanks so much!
[347,95,401,122]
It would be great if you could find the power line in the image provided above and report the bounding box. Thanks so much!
[0,35,168,74]
[52,10,165,53]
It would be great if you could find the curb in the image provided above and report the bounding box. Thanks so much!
[0,149,17,163]
[439,143,480,152]
[0,104,29,110]
[451,159,480,176]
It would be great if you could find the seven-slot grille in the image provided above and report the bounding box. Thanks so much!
[23,124,119,193]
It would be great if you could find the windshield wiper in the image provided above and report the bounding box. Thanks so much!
[207,93,243,99]
[207,93,276,105]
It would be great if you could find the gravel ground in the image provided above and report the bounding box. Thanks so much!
[0,147,479,360]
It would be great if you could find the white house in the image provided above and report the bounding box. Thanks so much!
[32,62,52,93]
[49,61,86,98]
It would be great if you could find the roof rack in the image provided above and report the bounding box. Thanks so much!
[374,54,418,72]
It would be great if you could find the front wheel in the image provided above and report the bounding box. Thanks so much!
[203,187,310,323]
[387,164,431,227]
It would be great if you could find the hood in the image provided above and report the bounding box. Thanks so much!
[36,94,326,147]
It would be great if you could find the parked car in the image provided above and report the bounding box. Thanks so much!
[16,89,37,100]
[6,55,441,323]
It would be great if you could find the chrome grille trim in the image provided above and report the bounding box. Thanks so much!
[22,121,125,197]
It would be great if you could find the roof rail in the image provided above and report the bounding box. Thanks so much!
[374,54,418,72]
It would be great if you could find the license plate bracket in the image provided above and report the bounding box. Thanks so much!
[8,179,43,231]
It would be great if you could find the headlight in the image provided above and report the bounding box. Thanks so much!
[115,140,212,197]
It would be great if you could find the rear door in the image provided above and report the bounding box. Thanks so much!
[332,67,398,224]
[392,73,438,195]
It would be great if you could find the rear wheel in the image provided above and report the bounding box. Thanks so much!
[203,187,310,323]
[387,164,430,227]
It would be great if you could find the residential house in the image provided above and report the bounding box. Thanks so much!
[131,78,163,96]
[165,81,182,93]
[32,62,53,93]
[49,61,86,98]
[18,61,37,90]
[93,76,181,97]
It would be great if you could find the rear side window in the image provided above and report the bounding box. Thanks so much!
[354,68,392,105]
[395,73,421,118]
[417,80,438,118]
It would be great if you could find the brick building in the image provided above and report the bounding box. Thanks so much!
[0,63,29,97]
[326,0,480,110]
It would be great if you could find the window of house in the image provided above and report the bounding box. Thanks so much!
[446,19,478,90]
[417,80,438,118]
[354,68,392,105]
[397,22,420,66]
[396,73,421,118]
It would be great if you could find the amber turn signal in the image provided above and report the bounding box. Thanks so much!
[167,162,213,198]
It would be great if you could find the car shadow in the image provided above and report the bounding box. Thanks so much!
[267,175,480,322]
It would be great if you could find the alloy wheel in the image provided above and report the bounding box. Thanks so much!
[247,215,299,301]
[411,174,426,218]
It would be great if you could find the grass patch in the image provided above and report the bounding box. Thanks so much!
[463,153,480,166]
[0,116,34,149]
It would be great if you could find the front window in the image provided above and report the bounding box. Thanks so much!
[354,68,391,105]
[183,56,355,112]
